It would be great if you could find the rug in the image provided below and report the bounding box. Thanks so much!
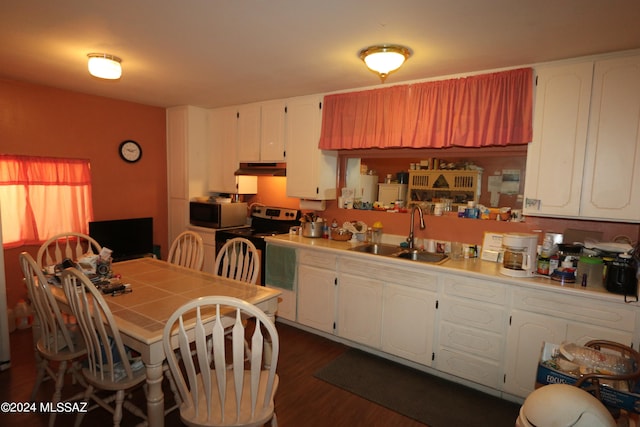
[314,349,521,427]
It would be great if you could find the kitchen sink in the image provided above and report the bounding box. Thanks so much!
[393,250,449,264]
[348,243,402,256]
[348,244,449,264]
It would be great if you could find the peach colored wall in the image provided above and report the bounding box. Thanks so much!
[250,176,640,248]
[319,201,639,246]
[1,78,167,309]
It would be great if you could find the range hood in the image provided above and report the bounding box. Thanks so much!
[234,162,286,176]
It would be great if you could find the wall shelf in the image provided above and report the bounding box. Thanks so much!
[408,170,482,206]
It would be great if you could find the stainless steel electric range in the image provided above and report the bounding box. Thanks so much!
[214,205,301,284]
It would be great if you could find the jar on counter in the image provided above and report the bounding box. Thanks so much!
[372,227,383,244]
[365,227,373,243]
[537,255,550,275]
[576,256,604,289]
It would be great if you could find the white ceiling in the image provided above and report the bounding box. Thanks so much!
[2,0,639,109]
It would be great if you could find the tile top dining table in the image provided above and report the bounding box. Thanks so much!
[51,257,281,427]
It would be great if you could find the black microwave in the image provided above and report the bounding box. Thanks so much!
[189,201,247,229]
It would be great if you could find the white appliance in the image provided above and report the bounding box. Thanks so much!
[500,232,538,277]
[378,183,408,206]
[357,174,379,204]
[345,158,379,204]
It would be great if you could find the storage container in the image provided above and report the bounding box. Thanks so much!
[576,256,604,289]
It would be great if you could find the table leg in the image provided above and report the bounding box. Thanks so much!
[262,306,277,369]
[144,361,164,427]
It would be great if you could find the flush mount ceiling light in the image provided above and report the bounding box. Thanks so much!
[359,44,411,83]
[87,53,122,79]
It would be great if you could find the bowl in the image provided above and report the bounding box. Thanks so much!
[331,228,353,241]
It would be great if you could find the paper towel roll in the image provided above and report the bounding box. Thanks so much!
[299,199,326,211]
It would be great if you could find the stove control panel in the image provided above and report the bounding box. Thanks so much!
[251,206,301,221]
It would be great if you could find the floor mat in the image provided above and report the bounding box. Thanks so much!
[314,348,521,427]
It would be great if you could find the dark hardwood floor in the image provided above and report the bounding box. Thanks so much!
[0,322,428,427]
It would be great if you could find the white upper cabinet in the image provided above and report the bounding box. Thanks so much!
[285,95,338,200]
[524,62,593,217]
[237,100,286,163]
[209,107,238,194]
[525,53,640,222]
[580,55,640,221]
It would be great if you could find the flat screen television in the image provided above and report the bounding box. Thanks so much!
[89,217,153,262]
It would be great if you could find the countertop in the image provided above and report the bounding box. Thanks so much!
[265,233,638,306]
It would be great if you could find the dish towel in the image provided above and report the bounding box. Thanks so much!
[265,244,297,290]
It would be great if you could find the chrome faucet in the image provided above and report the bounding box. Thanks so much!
[407,205,425,249]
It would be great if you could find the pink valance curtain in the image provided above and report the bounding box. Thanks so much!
[319,68,533,150]
[0,155,94,248]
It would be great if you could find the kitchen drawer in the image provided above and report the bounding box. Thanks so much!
[340,256,438,292]
[442,274,507,305]
[439,321,503,361]
[436,347,502,389]
[511,288,636,332]
[298,249,337,270]
[439,295,506,334]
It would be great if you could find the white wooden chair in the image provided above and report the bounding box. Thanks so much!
[19,252,87,427]
[214,238,259,284]
[162,296,279,427]
[37,232,102,268]
[168,231,205,271]
[61,267,147,427]
[214,238,260,359]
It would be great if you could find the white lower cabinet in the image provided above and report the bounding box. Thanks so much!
[296,250,337,334]
[281,240,639,401]
[381,283,436,366]
[337,273,382,348]
[503,310,566,397]
[269,287,296,322]
[339,256,438,365]
[503,288,636,398]
[436,274,507,388]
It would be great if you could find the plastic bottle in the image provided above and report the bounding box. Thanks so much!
[14,300,32,329]
[372,221,383,244]
[549,253,560,273]
[328,219,338,240]
[541,236,553,258]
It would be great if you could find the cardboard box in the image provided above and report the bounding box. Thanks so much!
[536,342,640,414]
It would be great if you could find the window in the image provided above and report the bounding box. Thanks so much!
[0,155,94,249]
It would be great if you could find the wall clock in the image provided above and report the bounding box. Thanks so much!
[119,140,142,163]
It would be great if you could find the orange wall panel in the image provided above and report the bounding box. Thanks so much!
[1,78,167,309]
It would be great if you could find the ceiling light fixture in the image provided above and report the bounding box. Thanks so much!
[87,53,122,79]
[359,44,411,83]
